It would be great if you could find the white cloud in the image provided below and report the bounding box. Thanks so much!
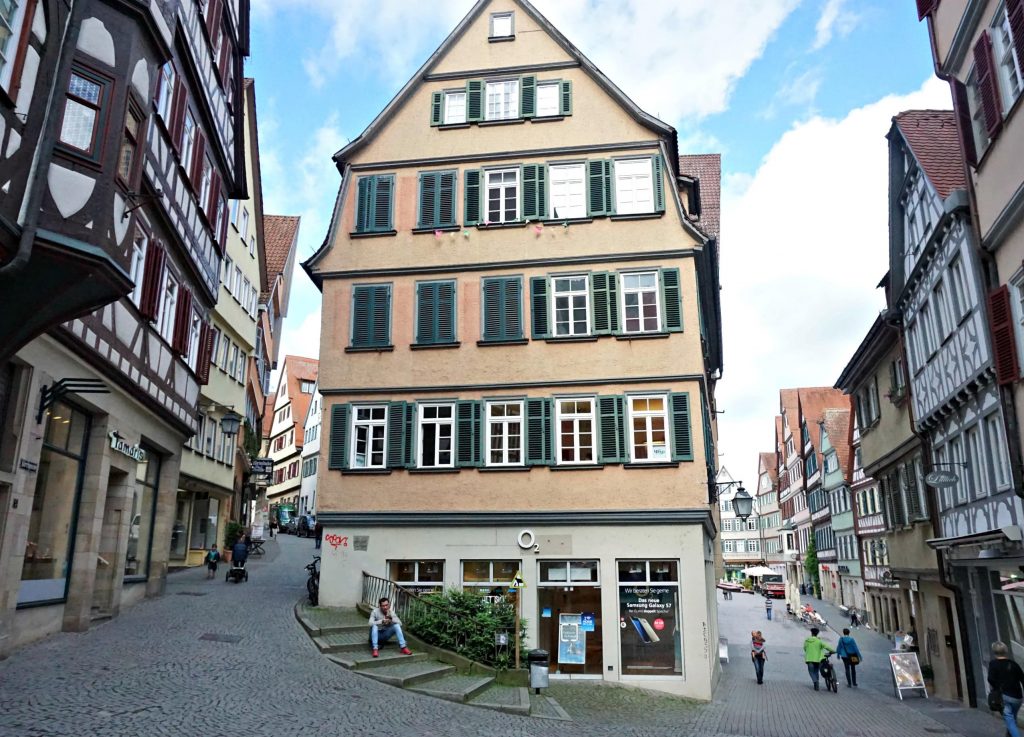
[759,66,823,119]
[812,0,860,51]
[714,77,951,488]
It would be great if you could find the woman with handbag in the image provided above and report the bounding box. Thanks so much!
[988,641,1024,737]
[751,630,767,685]
[836,628,862,687]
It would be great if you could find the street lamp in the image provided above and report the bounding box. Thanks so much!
[220,409,243,437]
[732,486,753,522]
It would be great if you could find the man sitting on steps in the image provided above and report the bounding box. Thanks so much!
[369,597,413,658]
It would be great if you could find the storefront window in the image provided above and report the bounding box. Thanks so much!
[992,569,1024,661]
[189,493,219,550]
[18,401,89,605]
[463,560,520,601]
[125,449,159,578]
[170,492,190,559]
[388,560,444,594]
[539,559,602,675]
[617,559,682,676]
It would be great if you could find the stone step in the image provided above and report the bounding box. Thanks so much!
[313,630,372,653]
[528,692,573,721]
[327,650,430,671]
[466,684,531,716]
[360,660,455,688]
[408,673,495,704]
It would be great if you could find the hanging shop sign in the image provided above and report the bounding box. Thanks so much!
[251,458,274,475]
[109,432,146,462]
[924,470,957,488]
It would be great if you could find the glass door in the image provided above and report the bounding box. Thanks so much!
[537,560,602,675]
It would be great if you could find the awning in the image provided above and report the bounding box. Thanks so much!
[926,525,1023,550]
[742,565,776,576]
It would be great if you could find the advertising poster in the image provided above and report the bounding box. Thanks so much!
[580,613,595,632]
[558,613,586,665]
[889,652,927,698]
[619,586,681,675]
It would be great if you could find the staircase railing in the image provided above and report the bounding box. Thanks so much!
[361,571,470,653]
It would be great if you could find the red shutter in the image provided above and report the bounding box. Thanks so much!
[989,285,1020,385]
[196,322,214,383]
[138,244,166,321]
[207,170,221,218]
[974,31,1004,139]
[190,133,206,186]
[172,286,193,355]
[951,79,978,167]
[169,79,187,150]
[1009,0,1024,69]
[206,0,223,45]
[916,0,938,21]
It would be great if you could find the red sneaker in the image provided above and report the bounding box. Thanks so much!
[371,648,379,658]
[400,647,413,655]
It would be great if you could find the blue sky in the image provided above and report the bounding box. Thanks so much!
[248,0,950,486]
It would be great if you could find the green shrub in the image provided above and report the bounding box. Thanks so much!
[404,588,527,671]
[224,521,245,550]
[741,578,753,590]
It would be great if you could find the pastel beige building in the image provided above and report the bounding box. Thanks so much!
[304,0,724,699]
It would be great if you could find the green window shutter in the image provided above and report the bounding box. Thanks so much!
[371,284,391,345]
[504,277,523,339]
[355,176,373,232]
[456,400,482,466]
[702,401,714,469]
[560,80,573,116]
[521,75,536,118]
[466,80,484,122]
[669,392,693,461]
[597,395,626,463]
[652,155,665,212]
[328,404,350,469]
[660,267,683,332]
[430,91,443,126]
[604,160,615,214]
[522,164,540,220]
[418,172,437,229]
[416,281,438,344]
[608,271,620,334]
[537,164,547,221]
[482,278,502,341]
[587,160,607,216]
[525,397,553,465]
[437,280,456,343]
[351,285,371,346]
[591,271,612,335]
[530,276,550,339]
[438,171,456,226]
[482,277,522,341]
[387,401,408,468]
[464,169,482,225]
[372,175,394,231]
[353,284,391,347]
[403,403,416,467]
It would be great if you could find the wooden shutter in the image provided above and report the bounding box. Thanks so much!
[652,155,665,212]
[669,392,693,461]
[525,397,553,465]
[328,404,350,469]
[1009,0,1024,73]
[430,91,443,126]
[456,400,482,466]
[596,395,626,463]
[438,171,456,226]
[951,79,978,167]
[660,267,684,332]
[591,271,615,335]
[418,172,437,229]
[196,321,214,384]
[355,176,372,233]
[989,285,1020,385]
[560,80,573,116]
[172,286,193,355]
[587,160,612,216]
[416,281,438,344]
[520,75,536,118]
[464,169,482,225]
[207,170,221,218]
[916,0,938,20]
[482,278,502,341]
[190,133,206,185]
[466,79,484,122]
[503,277,522,340]
[169,79,187,149]
[138,243,165,321]
[351,285,389,347]
[521,164,545,220]
[352,286,370,345]
[206,0,223,43]
[530,276,549,339]
[370,284,391,346]
[974,31,1004,138]
[436,280,455,343]
[387,401,409,468]
[373,175,393,231]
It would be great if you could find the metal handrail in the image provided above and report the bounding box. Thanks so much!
[361,572,472,653]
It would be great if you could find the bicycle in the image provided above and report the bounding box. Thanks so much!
[820,652,839,693]
[306,556,320,606]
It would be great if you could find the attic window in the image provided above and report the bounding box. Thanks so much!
[490,12,514,40]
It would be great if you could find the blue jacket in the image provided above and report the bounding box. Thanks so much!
[232,541,248,562]
[836,635,861,660]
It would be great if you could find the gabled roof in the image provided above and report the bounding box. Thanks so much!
[262,392,276,440]
[797,387,850,471]
[678,154,721,242]
[780,389,800,442]
[261,215,300,303]
[759,451,778,488]
[276,355,319,446]
[891,110,965,200]
[821,408,853,482]
[331,0,677,172]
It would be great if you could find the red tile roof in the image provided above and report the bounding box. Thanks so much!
[759,451,778,487]
[797,387,851,471]
[262,215,300,301]
[892,110,965,200]
[821,408,853,481]
[678,154,721,241]
[262,393,276,440]
[280,355,319,446]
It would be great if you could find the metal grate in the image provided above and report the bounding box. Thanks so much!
[199,633,242,643]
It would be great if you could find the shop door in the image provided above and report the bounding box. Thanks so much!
[538,560,602,676]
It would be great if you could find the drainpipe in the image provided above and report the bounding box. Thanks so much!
[0,0,79,276]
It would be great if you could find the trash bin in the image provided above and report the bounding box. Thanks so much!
[528,649,550,694]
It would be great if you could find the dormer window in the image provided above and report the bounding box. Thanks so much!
[490,12,514,39]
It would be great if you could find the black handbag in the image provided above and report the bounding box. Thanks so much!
[989,688,1004,712]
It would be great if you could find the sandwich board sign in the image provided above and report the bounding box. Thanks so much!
[889,652,928,700]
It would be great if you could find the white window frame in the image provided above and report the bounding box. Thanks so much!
[614,157,654,215]
[240,208,250,241]
[485,167,519,223]
[351,404,387,469]
[462,560,521,599]
[490,11,514,38]
[157,272,179,343]
[129,232,149,307]
[948,252,971,323]
[551,274,589,336]
[486,401,523,467]
[987,412,1012,490]
[485,79,519,121]
[723,540,734,553]
[967,70,991,157]
[1010,272,1024,376]
[627,394,669,463]
[187,310,202,368]
[0,1,28,91]
[181,111,197,174]
[154,61,176,121]
[554,397,595,465]
[995,6,1023,109]
[417,403,455,469]
[548,163,585,219]
[620,271,661,334]
[444,90,466,125]
[536,81,560,117]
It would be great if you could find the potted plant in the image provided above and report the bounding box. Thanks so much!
[223,521,245,562]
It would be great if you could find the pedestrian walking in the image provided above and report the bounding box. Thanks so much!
[204,544,220,579]
[836,628,862,687]
[803,627,835,691]
[765,597,773,621]
[988,641,1024,737]
[269,519,277,538]
[850,608,860,628]
[751,630,767,685]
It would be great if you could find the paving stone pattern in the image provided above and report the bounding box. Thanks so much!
[0,535,1004,736]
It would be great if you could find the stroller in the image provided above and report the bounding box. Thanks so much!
[225,558,248,583]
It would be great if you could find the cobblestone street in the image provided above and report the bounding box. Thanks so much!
[0,539,1008,737]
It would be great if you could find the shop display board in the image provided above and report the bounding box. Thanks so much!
[618,586,681,675]
[889,652,928,700]
[558,613,586,665]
